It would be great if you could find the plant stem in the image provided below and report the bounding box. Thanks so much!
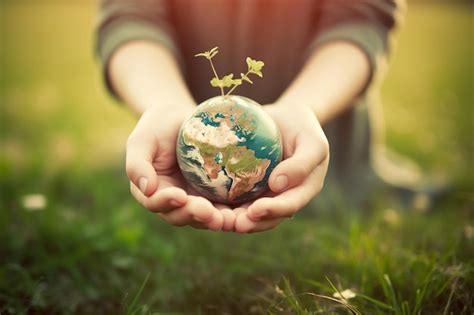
[209,59,224,96]
[226,70,251,96]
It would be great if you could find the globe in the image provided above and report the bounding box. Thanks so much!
[177,95,283,205]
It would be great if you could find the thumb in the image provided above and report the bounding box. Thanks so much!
[126,134,159,196]
[269,131,328,193]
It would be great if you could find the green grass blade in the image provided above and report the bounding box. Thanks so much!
[383,274,401,315]
[442,276,459,315]
[324,277,360,315]
[356,293,394,311]
[127,272,151,315]
[413,265,436,314]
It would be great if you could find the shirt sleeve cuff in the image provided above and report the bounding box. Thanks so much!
[305,22,387,93]
[96,18,178,99]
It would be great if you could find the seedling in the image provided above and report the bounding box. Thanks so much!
[194,47,265,96]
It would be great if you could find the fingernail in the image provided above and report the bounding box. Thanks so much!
[170,199,183,208]
[138,177,148,194]
[250,209,267,219]
[274,175,288,192]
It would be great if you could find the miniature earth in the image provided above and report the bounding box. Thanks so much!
[177,95,282,204]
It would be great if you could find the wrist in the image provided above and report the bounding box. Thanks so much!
[130,95,195,116]
[144,101,195,118]
[273,99,330,125]
[272,100,316,116]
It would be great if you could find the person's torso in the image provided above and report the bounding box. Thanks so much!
[166,0,321,104]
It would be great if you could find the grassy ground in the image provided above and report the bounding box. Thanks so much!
[1,2,473,314]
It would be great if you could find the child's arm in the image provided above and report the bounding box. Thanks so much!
[277,41,371,125]
[108,40,193,115]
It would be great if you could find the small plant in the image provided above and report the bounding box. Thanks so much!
[194,46,264,96]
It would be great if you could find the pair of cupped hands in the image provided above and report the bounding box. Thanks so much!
[126,101,329,233]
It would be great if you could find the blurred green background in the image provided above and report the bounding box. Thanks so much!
[1,1,473,314]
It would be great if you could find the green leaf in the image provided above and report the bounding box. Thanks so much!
[240,73,253,84]
[246,57,253,69]
[251,70,263,77]
[232,79,243,86]
[194,52,209,58]
[246,57,264,72]
[253,61,264,71]
[221,74,235,87]
[195,46,219,60]
[210,77,223,87]
[246,57,264,77]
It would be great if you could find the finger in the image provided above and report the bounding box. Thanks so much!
[158,208,190,227]
[234,211,284,233]
[126,132,159,196]
[130,182,187,213]
[220,208,236,231]
[187,197,220,224]
[233,207,247,217]
[269,129,329,194]
[231,204,250,232]
[248,156,329,220]
[213,203,235,232]
[207,211,225,231]
[159,196,220,229]
[247,217,285,233]
[234,208,255,233]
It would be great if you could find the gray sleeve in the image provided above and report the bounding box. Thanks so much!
[307,0,404,89]
[95,0,178,97]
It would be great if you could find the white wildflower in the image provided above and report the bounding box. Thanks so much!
[464,225,474,240]
[275,285,284,296]
[383,208,400,225]
[332,289,356,300]
[22,194,47,211]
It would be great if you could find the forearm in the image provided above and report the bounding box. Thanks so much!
[108,40,194,115]
[276,41,371,125]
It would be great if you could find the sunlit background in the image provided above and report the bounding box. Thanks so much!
[1,1,473,313]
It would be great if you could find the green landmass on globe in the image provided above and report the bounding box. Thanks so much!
[176,47,282,204]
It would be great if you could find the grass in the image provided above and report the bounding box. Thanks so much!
[0,1,473,314]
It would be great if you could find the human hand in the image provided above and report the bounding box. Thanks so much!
[126,104,236,231]
[233,102,329,233]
